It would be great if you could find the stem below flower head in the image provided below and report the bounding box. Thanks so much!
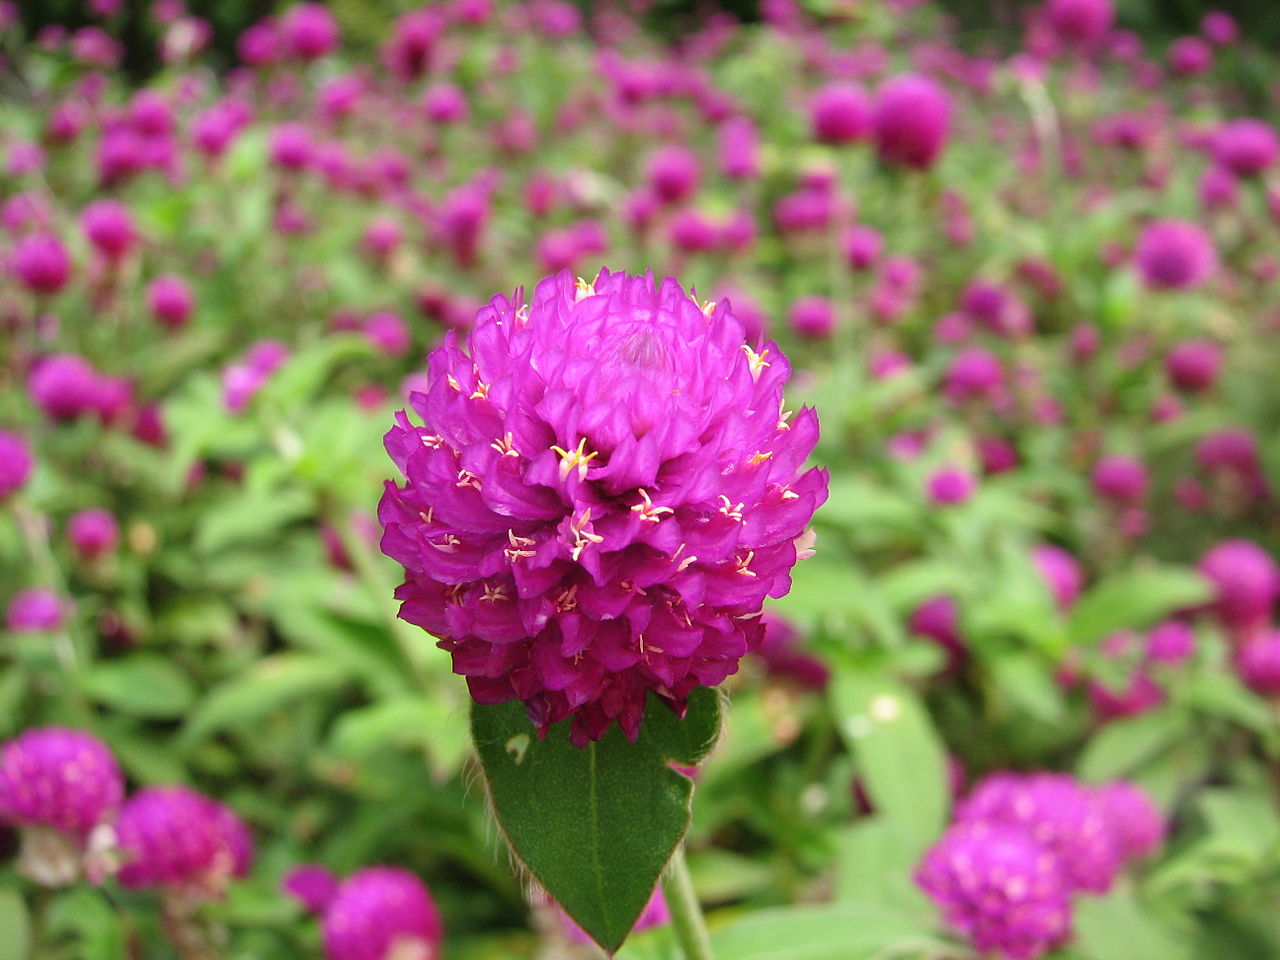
[662,844,716,960]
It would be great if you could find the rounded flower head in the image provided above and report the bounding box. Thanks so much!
[1198,540,1279,631]
[7,588,64,632]
[282,863,341,915]
[0,431,33,501]
[13,233,71,294]
[927,467,975,506]
[68,508,119,560]
[789,295,835,340]
[1091,455,1148,504]
[1165,339,1222,393]
[1031,545,1083,611]
[916,820,1071,960]
[872,74,950,171]
[957,772,1122,893]
[322,867,442,960]
[380,270,828,745]
[1097,781,1164,861]
[81,199,137,261]
[646,145,700,205]
[1135,219,1217,290]
[116,786,253,893]
[1145,620,1195,665]
[28,354,100,422]
[0,727,123,836]
[1045,0,1114,47]
[146,274,194,329]
[1235,630,1280,698]
[810,82,871,145]
[1212,119,1278,177]
[279,2,339,59]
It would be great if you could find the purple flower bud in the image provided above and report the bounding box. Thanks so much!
[842,225,883,270]
[1145,619,1196,665]
[810,82,872,145]
[1168,36,1213,76]
[0,727,122,836]
[872,74,950,171]
[81,199,138,261]
[754,610,829,690]
[68,508,119,560]
[1234,630,1280,697]
[117,786,253,892]
[646,145,700,204]
[0,431,33,500]
[1198,540,1279,632]
[910,595,967,670]
[423,83,467,125]
[279,2,339,60]
[1091,455,1148,503]
[6,589,65,632]
[364,312,411,357]
[379,270,828,745]
[269,123,313,171]
[1046,0,1114,47]
[958,772,1123,894]
[1211,119,1279,177]
[1201,10,1239,45]
[669,209,720,254]
[927,467,975,506]
[13,233,71,294]
[1135,219,1216,290]
[282,863,340,915]
[1097,781,1164,862]
[322,867,442,960]
[789,295,835,340]
[944,347,1003,404]
[1164,339,1222,392]
[146,274,194,329]
[1089,671,1165,721]
[917,820,1071,960]
[1031,545,1083,611]
[28,354,100,422]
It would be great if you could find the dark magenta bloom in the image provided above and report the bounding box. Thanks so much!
[1211,119,1279,177]
[116,786,253,893]
[380,269,828,745]
[28,354,100,422]
[1235,630,1280,697]
[0,727,122,836]
[1164,339,1222,392]
[943,347,1004,404]
[67,508,119,560]
[146,274,194,329]
[1091,455,1148,504]
[1144,620,1196,665]
[7,588,65,632]
[1201,11,1238,45]
[1135,219,1216,290]
[718,116,759,179]
[81,199,138,261]
[788,295,835,340]
[1045,0,1114,47]
[810,82,872,145]
[916,820,1071,960]
[1088,671,1165,721]
[1168,36,1213,76]
[927,467,975,506]
[364,311,411,357]
[282,863,341,915]
[279,2,339,60]
[1031,545,1083,611]
[754,610,829,690]
[646,145,700,205]
[13,233,71,294]
[1198,540,1278,631]
[1097,781,1164,861]
[0,431,33,500]
[872,74,950,171]
[909,595,967,670]
[322,867,442,960]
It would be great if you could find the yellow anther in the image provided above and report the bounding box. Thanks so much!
[631,488,674,523]
[490,432,519,457]
[742,344,771,382]
[717,495,745,523]
[748,450,773,465]
[550,437,600,482]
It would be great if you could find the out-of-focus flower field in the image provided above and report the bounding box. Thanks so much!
[2,0,1280,957]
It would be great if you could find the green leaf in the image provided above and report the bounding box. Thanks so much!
[1076,709,1190,782]
[710,903,946,960]
[830,668,948,853]
[81,656,196,719]
[1074,892,1190,960]
[831,817,932,911]
[181,654,348,746]
[0,887,30,960]
[1067,567,1210,645]
[989,653,1066,723]
[471,689,721,954]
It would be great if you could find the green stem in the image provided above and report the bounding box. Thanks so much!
[662,844,715,960]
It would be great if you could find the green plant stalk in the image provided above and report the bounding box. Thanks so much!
[662,843,716,960]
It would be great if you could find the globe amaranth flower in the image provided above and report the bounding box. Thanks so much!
[380,269,828,745]
[7,588,65,632]
[0,726,123,885]
[68,508,119,560]
[0,430,33,500]
[1234,630,1280,697]
[1198,539,1279,632]
[1134,219,1217,290]
[322,867,442,960]
[916,820,1071,960]
[116,786,253,895]
[282,863,341,915]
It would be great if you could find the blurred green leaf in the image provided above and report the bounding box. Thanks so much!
[81,656,196,719]
[0,888,29,960]
[1068,568,1210,645]
[709,902,945,960]
[1074,892,1191,960]
[1077,709,1191,782]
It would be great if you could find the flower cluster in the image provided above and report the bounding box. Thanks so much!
[381,269,828,744]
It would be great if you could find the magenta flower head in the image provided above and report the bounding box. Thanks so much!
[1202,11,1238,45]
[810,82,871,145]
[1198,540,1279,631]
[81,199,137,262]
[944,347,1004,404]
[718,116,759,179]
[927,467,975,506]
[279,2,339,60]
[1135,220,1216,290]
[322,867,442,960]
[872,74,950,171]
[1145,619,1196,665]
[116,786,253,894]
[364,311,411,357]
[754,610,829,690]
[282,863,341,915]
[1045,0,1114,48]
[380,269,828,745]
[1164,339,1222,393]
[842,225,883,270]
[916,820,1071,960]
[68,508,119,560]
[146,274,194,329]
[0,727,123,837]
[1097,781,1164,862]
[1211,119,1279,177]
[7,588,65,632]
[1091,455,1148,504]
[0,431,33,501]
[958,772,1123,893]
[646,145,700,205]
[909,595,966,670]
[13,233,71,295]
[1031,545,1083,611]
[29,354,100,422]
[1169,36,1213,76]
[1234,630,1280,697]
[788,295,835,340]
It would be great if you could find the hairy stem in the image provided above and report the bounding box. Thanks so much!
[662,844,715,960]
